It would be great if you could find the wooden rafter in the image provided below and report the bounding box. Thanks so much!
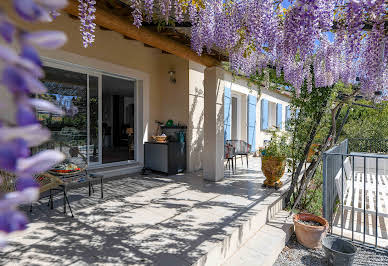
[64,0,221,67]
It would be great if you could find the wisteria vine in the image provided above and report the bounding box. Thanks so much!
[0,0,68,246]
[78,0,96,48]
[127,0,387,99]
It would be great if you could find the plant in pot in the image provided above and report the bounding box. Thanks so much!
[294,213,329,249]
[260,130,289,190]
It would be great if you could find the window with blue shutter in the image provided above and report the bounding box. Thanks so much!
[276,103,283,130]
[224,86,232,142]
[247,95,257,152]
[261,99,268,130]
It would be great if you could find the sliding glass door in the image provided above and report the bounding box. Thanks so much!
[101,75,136,164]
[38,61,137,167]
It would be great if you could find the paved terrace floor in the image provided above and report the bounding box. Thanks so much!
[0,157,291,265]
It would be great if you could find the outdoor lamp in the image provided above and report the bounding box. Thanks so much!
[168,70,176,84]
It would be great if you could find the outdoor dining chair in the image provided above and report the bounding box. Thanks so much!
[0,169,64,212]
[226,140,251,168]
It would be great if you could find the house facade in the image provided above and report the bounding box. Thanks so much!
[3,3,290,181]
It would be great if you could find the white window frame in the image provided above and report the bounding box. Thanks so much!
[41,58,142,169]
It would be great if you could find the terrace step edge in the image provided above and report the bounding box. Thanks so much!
[222,210,294,266]
[191,184,290,266]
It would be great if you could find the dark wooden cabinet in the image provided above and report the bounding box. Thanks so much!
[144,142,186,175]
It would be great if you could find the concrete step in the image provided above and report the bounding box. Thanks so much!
[190,181,291,266]
[89,163,143,178]
[222,211,294,266]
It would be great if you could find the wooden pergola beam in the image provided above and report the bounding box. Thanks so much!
[64,0,220,67]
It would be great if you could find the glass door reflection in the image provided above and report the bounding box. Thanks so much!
[37,66,87,162]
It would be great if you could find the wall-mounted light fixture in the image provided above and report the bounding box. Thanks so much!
[168,70,176,84]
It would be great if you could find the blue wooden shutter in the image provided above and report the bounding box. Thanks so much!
[261,99,268,130]
[285,105,291,130]
[248,95,257,152]
[224,86,232,142]
[276,103,283,130]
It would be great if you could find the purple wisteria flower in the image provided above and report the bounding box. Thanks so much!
[131,0,143,28]
[13,0,67,22]
[0,0,68,246]
[144,0,154,23]
[78,0,96,48]
[126,0,387,96]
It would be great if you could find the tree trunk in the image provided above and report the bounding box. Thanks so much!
[285,96,330,205]
[291,102,345,211]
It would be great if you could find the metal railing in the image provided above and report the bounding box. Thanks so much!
[323,139,388,249]
[322,139,348,221]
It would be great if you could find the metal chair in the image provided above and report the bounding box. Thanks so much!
[226,140,251,168]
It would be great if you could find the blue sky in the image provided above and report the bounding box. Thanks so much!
[282,0,292,8]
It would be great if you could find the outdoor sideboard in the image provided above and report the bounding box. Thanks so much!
[144,142,186,175]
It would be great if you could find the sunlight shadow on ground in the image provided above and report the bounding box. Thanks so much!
[0,157,290,265]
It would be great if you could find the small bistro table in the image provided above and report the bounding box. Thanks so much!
[48,171,104,217]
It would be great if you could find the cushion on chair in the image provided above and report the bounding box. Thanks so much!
[224,143,235,159]
[226,140,250,155]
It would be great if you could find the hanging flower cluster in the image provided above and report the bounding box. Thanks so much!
[0,0,67,246]
[127,0,387,99]
[130,0,198,27]
[78,0,96,48]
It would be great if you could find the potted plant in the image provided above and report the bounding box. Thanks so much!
[294,213,329,249]
[260,131,289,190]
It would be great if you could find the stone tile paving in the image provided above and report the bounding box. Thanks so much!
[0,157,290,265]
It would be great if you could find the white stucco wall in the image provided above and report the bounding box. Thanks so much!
[257,88,291,148]
[187,61,206,171]
[220,71,291,151]
[187,66,291,171]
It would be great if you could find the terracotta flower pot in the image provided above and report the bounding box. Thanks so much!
[294,213,329,249]
[261,156,285,188]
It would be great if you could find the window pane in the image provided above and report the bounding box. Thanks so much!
[36,66,87,167]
